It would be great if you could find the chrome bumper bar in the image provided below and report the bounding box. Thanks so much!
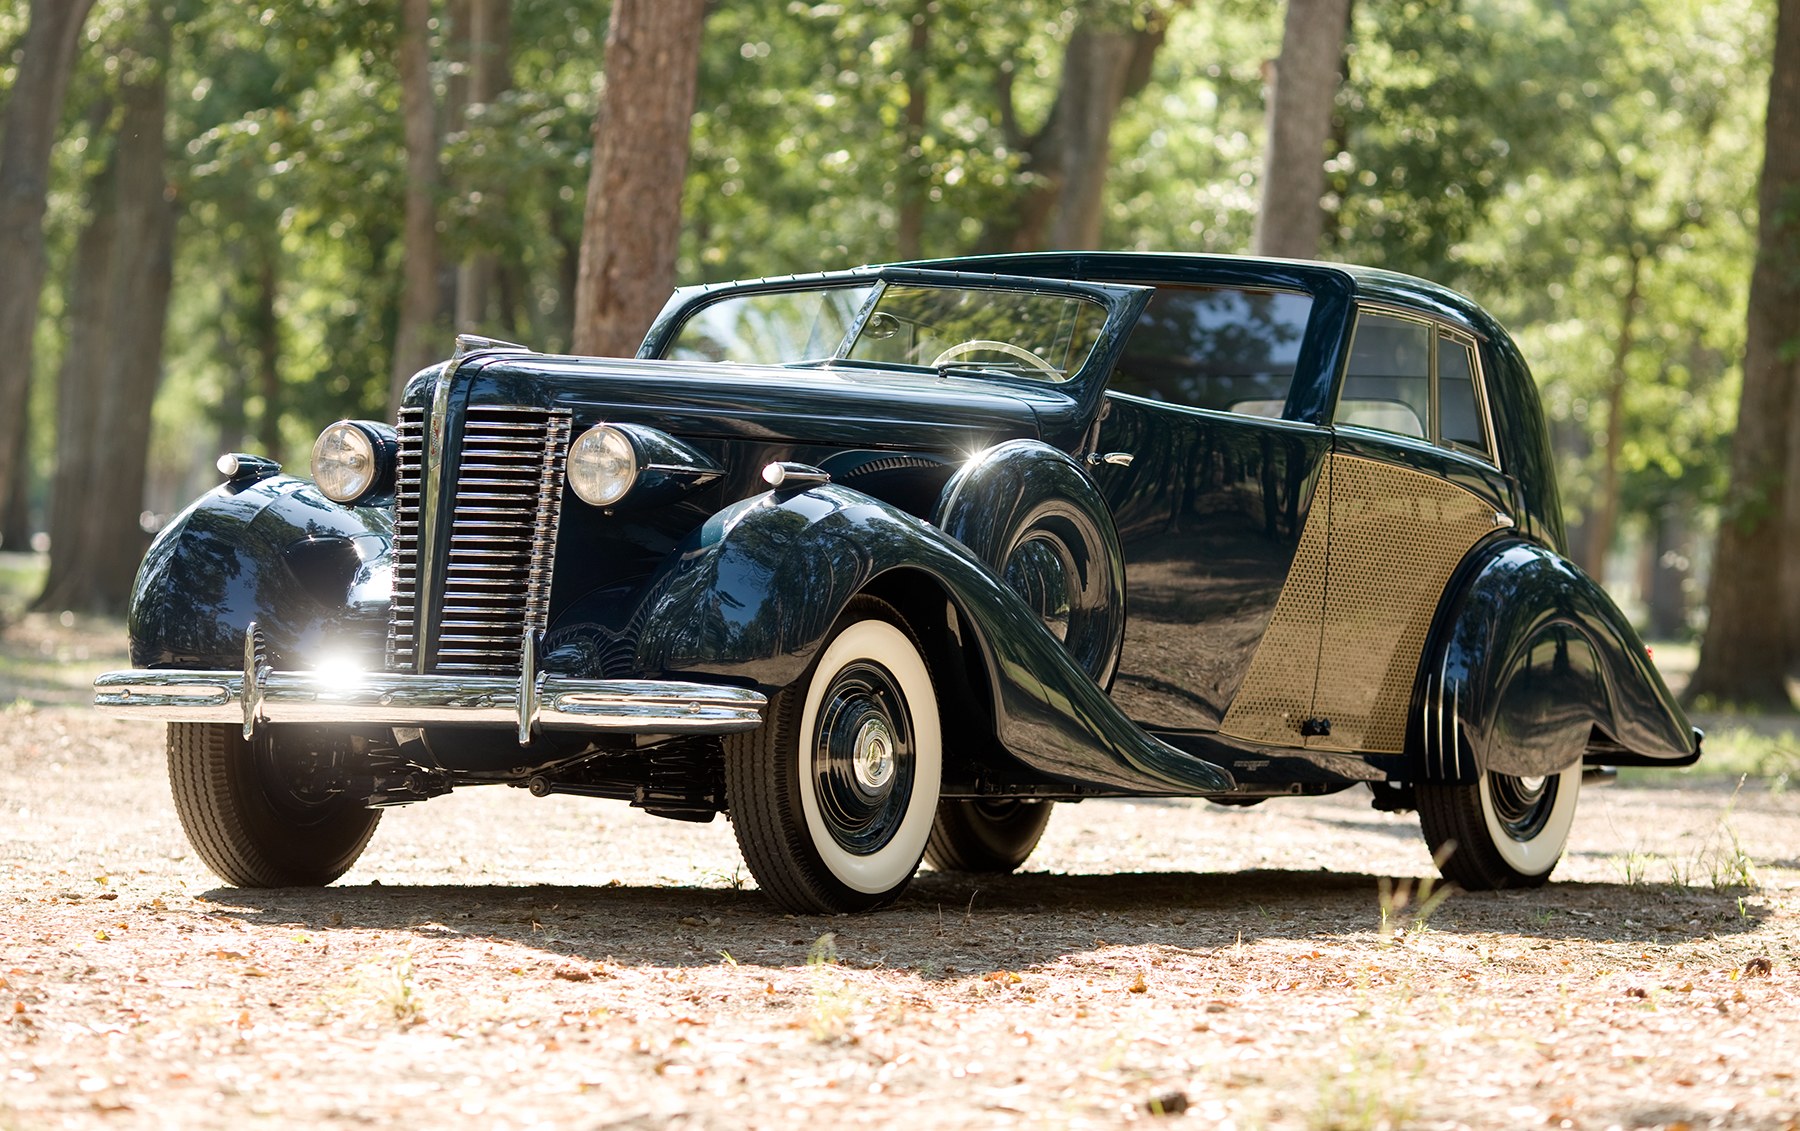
[94,627,766,744]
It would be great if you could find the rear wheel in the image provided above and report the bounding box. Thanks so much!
[724,597,942,913]
[925,798,1053,874]
[166,723,381,887]
[1417,766,1580,890]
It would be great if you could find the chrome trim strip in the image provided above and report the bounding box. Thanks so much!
[242,622,268,740]
[518,629,541,744]
[94,668,767,736]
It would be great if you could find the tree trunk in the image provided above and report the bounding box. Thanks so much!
[980,9,1174,253]
[1687,0,1800,708]
[573,0,706,359]
[390,0,442,410]
[1252,0,1352,259]
[0,0,98,537]
[38,10,176,615]
[215,275,248,459]
[1643,504,1691,641]
[254,251,282,458]
[1583,249,1643,576]
[456,0,512,333]
[1,407,33,551]
[894,0,930,260]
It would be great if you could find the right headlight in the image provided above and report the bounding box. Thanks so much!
[567,424,638,507]
[311,420,395,504]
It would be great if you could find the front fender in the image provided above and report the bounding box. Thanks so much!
[127,475,392,670]
[1420,540,1698,781]
[632,483,1232,794]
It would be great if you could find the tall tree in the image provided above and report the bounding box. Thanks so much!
[894,0,932,260]
[573,0,706,358]
[38,7,178,614]
[1687,0,1800,708]
[390,0,442,407]
[981,4,1178,252]
[0,0,98,546]
[1252,0,1350,258]
[454,0,512,331]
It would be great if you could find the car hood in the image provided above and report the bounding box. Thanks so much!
[430,354,1088,452]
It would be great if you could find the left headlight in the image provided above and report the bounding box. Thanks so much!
[311,420,395,504]
[567,424,638,507]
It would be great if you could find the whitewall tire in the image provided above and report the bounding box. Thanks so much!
[725,597,941,913]
[1418,764,1581,890]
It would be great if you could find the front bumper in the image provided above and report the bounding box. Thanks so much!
[94,627,767,744]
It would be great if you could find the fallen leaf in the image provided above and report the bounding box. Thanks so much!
[1144,1090,1189,1117]
[1128,972,1148,994]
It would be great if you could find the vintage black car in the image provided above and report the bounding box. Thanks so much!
[96,252,1700,913]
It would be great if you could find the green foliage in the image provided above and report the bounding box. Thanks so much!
[11,0,1774,608]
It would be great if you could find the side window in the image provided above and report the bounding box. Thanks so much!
[1339,314,1430,438]
[1108,287,1313,416]
[1337,310,1494,463]
[1437,335,1490,457]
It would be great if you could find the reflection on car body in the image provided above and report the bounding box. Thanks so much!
[97,253,1699,913]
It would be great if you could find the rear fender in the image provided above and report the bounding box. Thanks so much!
[631,483,1232,794]
[127,476,392,670]
[1419,541,1698,781]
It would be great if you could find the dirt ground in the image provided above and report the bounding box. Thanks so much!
[2,612,1798,1130]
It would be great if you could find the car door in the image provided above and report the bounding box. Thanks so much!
[1089,284,1333,734]
[1305,307,1516,755]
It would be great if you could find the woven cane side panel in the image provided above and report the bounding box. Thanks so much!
[1309,455,1500,753]
[1217,457,1332,745]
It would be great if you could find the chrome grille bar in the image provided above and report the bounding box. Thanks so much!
[385,407,425,670]
[386,404,570,676]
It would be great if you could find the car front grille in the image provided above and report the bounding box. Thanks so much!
[386,404,571,675]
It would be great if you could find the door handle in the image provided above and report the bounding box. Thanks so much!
[1086,451,1134,468]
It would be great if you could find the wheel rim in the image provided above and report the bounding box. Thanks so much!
[810,660,915,856]
[1472,763,1581,879]
[1486,772,1556,841]
[251,732,344,821]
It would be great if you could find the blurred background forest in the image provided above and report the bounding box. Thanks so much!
[0,0,1796,703]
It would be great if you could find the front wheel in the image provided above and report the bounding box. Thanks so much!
[167,723,382,887]
[724,597,942,913]
[1416,766,1581,890]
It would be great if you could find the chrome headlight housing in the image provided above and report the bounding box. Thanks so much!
[311,420,396,504]
[567,424,639,507]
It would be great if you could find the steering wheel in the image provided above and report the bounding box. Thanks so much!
[930,339,1060,378]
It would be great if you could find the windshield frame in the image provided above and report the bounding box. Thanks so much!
[642,266,1153,397]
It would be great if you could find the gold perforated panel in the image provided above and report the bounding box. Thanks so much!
[1219,454,1504,752]
[1217,458,1332,745]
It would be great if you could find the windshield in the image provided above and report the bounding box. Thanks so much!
[662,281,1109,383]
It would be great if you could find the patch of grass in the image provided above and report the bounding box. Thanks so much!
[0,551,45,620]
[1376,847,1455,941]
[1607,782,1762,891]
[1678,726,1799,791]
[1308,1014,1420,1130]
[367,952,427,1026]
[806,932,855,1042]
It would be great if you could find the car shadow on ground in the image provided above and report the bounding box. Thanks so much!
[202,866,1766,979]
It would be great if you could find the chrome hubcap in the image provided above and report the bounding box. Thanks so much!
[853,718,895,791]
[812,659,915,855]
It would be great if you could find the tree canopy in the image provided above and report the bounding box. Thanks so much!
[0,0,1784,677]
